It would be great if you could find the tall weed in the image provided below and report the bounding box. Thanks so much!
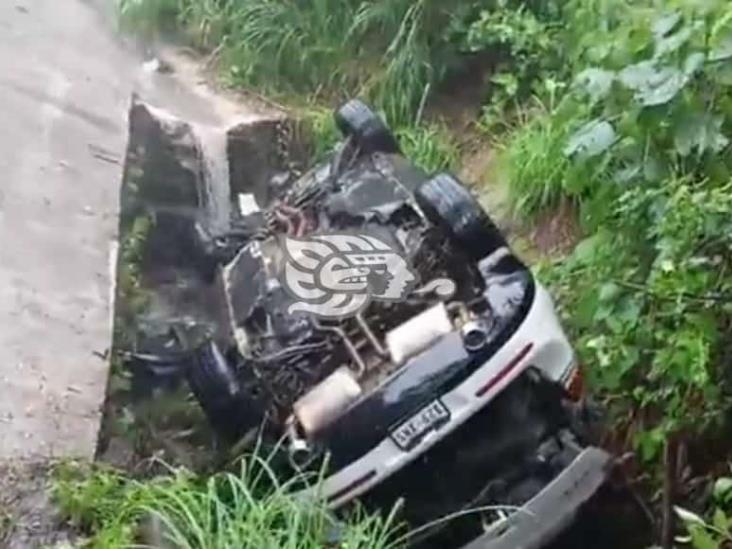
[396,123,459,173]
[53,458,402,549]
[222,0,362,96]
[118,0,473,126]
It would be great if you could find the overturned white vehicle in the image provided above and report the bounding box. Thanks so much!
[129,100,610,548]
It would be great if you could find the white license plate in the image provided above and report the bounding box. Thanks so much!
[390,399,451,450]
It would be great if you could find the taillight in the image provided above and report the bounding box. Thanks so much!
[565,364,585,401]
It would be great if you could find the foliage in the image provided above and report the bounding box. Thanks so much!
[53,459,402,549]
[540,179,732,460]
[300,107,341,163]
[117,214,151,304]
[54,462,147,547]
[113,213,152,351]
[119,0,473,127]
[352,0,462,125]
[505,0,732,465]
[118,0,235,47]
[396,123,459,173]
[220,0,362,96]
[300,108,458,172]
[564,6,732,190]
[677,476,732,548]
[501,99,611,216]
[456,0,566,129]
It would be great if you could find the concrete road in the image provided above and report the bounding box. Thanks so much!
[0,0,136,460]
[0,0,261,461]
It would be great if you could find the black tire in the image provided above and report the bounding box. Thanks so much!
[334,99,400,154]
[415,173,507,261]
[187,341,254,440]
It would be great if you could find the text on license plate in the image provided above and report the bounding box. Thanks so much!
[390,399,450,450]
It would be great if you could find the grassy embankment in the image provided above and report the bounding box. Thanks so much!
[64,1,732,546]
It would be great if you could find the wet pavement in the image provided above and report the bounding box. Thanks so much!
[0,0,265,461]
[0,0,134,459]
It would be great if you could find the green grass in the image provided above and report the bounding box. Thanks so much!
[220,0,362,96]
[298,106,341,163]
[396,123,459,173]
[54,458,403,549]
[118,0,470,128]
[501,100,611,218]
[502,106,574,217]
[295,103,459,173]
[357,0,436,126]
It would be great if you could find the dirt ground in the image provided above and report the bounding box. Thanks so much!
[0,462,77,549]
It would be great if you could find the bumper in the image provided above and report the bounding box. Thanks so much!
[462,447,611,549]
[317,283,575,506]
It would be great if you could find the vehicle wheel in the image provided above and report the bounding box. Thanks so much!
[334,99,400,154]
[415,173,507,261]
[187,341,254,440]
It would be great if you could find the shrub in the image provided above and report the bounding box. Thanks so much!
[500,0,732,464]
[541,179,732,459]
[458,0,567,129]
[677,476,732,548]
